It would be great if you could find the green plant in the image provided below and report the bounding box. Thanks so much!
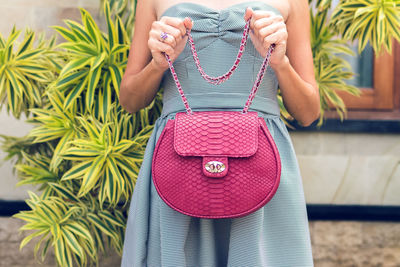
[0,28,57,118]
[0,0,399,266]
[99,0,137,38]
[307,0,399,125]
[1,2,162,266]
[311,2,361,125]
[331,0,400,55]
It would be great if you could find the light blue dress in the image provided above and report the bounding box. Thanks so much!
[121,1,314,266]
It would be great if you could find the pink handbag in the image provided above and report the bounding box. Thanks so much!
[151,17,281,219]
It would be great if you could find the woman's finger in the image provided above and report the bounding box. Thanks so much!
[244,7,253,21]
[254,15,283,31]
[160,16,188,36]
[258,21,286,40]
[253,17,275,30]
[263,29,287,48]
[148,36,175,56]
[252,17,274,39]
[250,10,275,30]
[157,23,182,48]
[251,10,276,20]
[183,17,193,32]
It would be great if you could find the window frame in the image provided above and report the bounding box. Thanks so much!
[324,40,400,121]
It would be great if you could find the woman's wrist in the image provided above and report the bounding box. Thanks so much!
[150,58,169,73]
[270,55,290,73]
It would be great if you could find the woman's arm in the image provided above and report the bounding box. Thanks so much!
[276,0,320,126]
[119,0,192,114]
[119,0,162,114]
[245,0,320,126]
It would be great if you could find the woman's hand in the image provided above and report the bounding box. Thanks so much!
[244,7,288,70]
[148,16,193,71]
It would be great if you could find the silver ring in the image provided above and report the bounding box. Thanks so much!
[160,31,168,42]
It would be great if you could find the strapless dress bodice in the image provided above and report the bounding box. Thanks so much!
[159,1,283,117]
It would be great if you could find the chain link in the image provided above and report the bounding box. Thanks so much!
[186,18,251,85]
[163,16,275,115]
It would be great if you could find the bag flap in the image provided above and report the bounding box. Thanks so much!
[174,111,259,157]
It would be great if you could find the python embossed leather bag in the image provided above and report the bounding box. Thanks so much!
[152,16,281,219]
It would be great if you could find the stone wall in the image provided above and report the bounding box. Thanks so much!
[292,132,400,205]
[1,216,400,266]
[0,0,102,36]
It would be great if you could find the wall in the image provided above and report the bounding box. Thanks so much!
[292,132,400,205]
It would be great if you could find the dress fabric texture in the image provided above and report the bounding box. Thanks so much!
[121,1,314,266]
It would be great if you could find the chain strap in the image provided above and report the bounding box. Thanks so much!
[186,16,252,85]
[163,16,275,115]
[242,43,274,113]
